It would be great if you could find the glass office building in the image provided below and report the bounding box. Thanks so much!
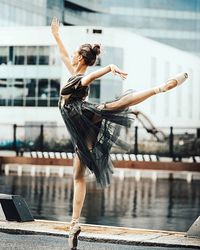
[0,0,63,26]
[0,0,46,26]
[63,0,200,57]
[0,0,199,56]
[0,44,61,107]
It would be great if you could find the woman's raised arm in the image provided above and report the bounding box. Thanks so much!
[51,17,75,75]
[81,64,128,86]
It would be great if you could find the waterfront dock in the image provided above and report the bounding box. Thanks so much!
[0,219,200,249]
[0,153,200,249]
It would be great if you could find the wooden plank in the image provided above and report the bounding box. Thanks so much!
[0,156,72,166]
[0,156,199,172]
[114,160,200,172]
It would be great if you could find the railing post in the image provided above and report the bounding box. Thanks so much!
[169,126,174,159]
[13,124,18,156]
[134,126,138,155]
[40,124,44,151]
[197,128,200,138]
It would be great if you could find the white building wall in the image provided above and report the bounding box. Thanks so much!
[0,26,199,128]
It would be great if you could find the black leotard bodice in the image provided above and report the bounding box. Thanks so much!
[60,74,89,103]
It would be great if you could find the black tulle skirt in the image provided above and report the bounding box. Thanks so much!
[59,91,135,188]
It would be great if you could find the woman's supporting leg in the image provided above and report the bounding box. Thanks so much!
[71,155,86,222]
[68,155,86,249]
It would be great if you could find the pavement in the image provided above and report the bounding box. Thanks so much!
[0,219,199,249]
[0,231,197,250]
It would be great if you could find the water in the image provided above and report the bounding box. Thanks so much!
[0,174,199,232]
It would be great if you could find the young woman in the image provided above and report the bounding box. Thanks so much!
[51,17,188,250]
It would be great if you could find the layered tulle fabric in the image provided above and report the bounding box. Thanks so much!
[59,75,135,188]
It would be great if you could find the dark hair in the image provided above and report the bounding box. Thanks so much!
[78,43,101,66]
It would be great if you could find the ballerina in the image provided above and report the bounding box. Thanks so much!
[51,17,188,250]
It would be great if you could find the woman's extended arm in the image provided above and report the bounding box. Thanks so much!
[81,64,128,86]
[51,17,75,75]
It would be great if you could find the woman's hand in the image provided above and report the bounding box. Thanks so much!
[109,64,128,80]
[51,17,60,36]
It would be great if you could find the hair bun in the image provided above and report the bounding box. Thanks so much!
[92,44,101,56]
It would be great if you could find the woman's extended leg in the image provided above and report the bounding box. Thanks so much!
[68,155,86,249]
[103,88,156,110]
[98,73,188,111]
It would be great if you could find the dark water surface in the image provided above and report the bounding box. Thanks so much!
[0,174,199,232]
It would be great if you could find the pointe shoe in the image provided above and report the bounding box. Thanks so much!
[68,222,81,250]
[154,72,188,94]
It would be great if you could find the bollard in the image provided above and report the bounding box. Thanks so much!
[169,126,174,159]
[5,165,10,175]
[187,216,200,238]
[31,166,36,176]
[17,165,22,176]
[134,126,138,155]
[13,124,18,156]
[59,167,64,177]
[135,170,141,181]
[40,124,44,151]
[0,194,34,222]
[152,171,157,182]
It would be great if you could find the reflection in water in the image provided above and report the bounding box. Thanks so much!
[0,174,199,232]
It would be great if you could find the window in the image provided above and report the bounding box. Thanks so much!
[13,79,24,106]
[9,46,13,63]
[14,46,25,65]
[89,80,100,103]
[27,46,37,65]
[95,57,101,66]
[50,79,60,106]
[38,79,49,106]
[93,29,102,34]
[25,79,36,106]
[11,46,59,65]
[39,46,49,65]
[0,47,8,65]
[0,79,7,106]
[0,78,60,107]
[49,46,60,65]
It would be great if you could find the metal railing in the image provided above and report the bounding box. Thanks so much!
[0,123,199,159]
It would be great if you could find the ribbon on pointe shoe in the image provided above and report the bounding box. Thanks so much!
[154,72,188,94]
[68,217,81,250]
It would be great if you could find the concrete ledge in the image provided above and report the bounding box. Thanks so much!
[0,219,200,248]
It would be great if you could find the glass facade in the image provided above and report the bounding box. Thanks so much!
[63,0,200,57]
[89,80,101,103]
[0,0,46,26]
[0,45,61,107]
[0,42,108,107]
[0,78,60,107]
[0,46,58,66]
[0,47,8,64]
[0,77,100,106]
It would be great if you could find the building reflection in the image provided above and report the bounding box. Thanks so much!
[0,174,199,232]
